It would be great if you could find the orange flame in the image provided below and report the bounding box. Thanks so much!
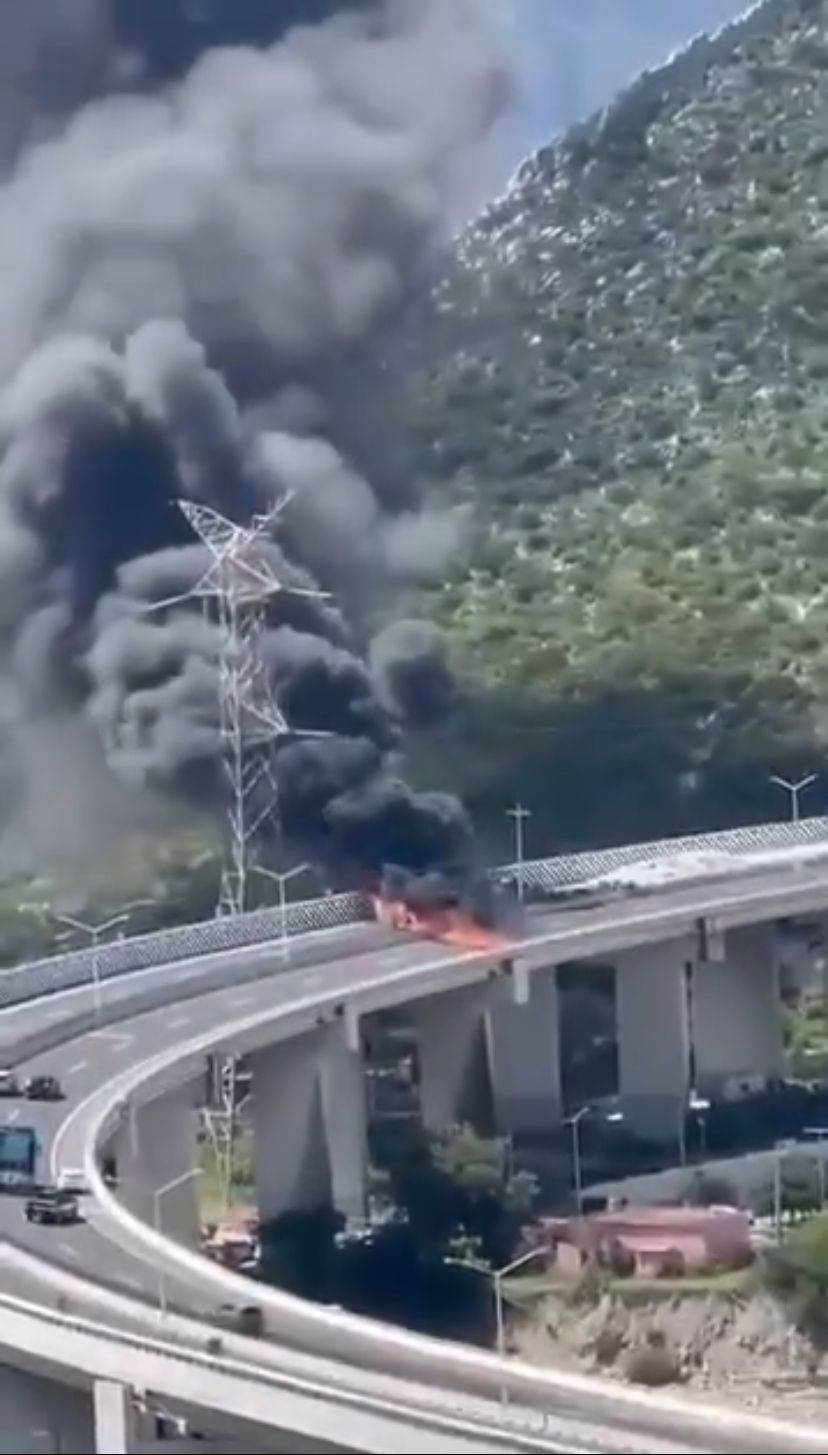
[373,897,511,952]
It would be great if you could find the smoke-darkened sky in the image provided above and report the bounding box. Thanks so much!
[0,2,758,180]
[109,1,757,170]
[0,0,763,878]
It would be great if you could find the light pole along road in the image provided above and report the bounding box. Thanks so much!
[153,1167,203,1318]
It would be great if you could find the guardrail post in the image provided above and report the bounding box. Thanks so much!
[93,1379,134,1454]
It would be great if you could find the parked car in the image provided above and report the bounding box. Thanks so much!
[56,1168,88,1195]
[24,1076,63,1102]
[25,1187,79,1225]
[0,1070,20,1098]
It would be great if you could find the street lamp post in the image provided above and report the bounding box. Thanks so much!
[448,1246,548,1404]
[51,912,128,1024]
[153,1168,203,1317]
[689,1091,711,1159]
[50,899,156,1024]
[564,1106,591,1214]
[803,1127,828,1208]
[774,1140,797,1242]
[769,773,818,824]
[252,863,313,960]
[506,803,532,904]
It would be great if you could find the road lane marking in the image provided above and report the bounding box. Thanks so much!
[7,1108,19,1122]
[87,1031,133,1048]
[169,1015,190,1029]
[59,1243,80,1261]
[66,1060,88,1075]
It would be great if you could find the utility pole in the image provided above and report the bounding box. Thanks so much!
[769,773,817,824]
[151,499,327,917]
[506,803,532,903]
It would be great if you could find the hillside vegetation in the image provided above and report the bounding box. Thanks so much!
[408,0,828,849]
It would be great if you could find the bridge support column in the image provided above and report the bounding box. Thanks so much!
[616,938,692,1144]
[111,1083,200,1244]
[94,1379,134,1454]
[412,983,494,1133]
[693,923,784,1097]
[321,1019,369,1223]
[488,967,562,1135]
[251,1022,367,1224]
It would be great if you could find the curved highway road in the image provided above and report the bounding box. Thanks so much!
[4,862,828,1452]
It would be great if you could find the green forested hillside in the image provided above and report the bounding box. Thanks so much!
[408,0,828,851]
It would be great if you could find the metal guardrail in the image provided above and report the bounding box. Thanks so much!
[0,891,372,1011]
[1,816,827,1012]
[0,1281,564,1453]
[500,816,828,897]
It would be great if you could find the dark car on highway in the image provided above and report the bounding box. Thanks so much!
[0,1070,20,1098]
[24,1076,63,1102]
[24,1186,79,1226]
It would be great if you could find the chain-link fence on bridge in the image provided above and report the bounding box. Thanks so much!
[2,816,828,1010]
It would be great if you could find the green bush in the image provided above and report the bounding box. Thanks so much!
[625,1340,681,1387]
[657,1248,687,1281]
[605,1239,636,1280]
[567,1262,611,1308]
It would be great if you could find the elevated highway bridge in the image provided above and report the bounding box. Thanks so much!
[2,824,828,1452]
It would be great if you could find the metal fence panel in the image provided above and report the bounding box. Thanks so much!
[0,891,372,1010]
[499,816,828,895]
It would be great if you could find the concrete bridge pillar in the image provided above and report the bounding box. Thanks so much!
[615,937,692,1144]
[94,1379,134,1454]
[692,923,784,1097]
[411,983,495,1134]
[320,1019,369,1224]
[251,1021,367,1224]
[488,966,562,1135]
[111,1082,200,1244]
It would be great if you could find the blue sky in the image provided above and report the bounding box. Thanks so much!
[493,0,754,167]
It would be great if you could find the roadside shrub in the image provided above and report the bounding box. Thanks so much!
[684,1172,741,1208]
[658,1248,687,1281]
[566,1261,610,1308]
[606,1238,636,1280]
[625,1335,681,1387]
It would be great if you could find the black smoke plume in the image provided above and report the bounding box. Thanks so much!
[0,2,506,878]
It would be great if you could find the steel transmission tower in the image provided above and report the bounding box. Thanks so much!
[175,498,325,917]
